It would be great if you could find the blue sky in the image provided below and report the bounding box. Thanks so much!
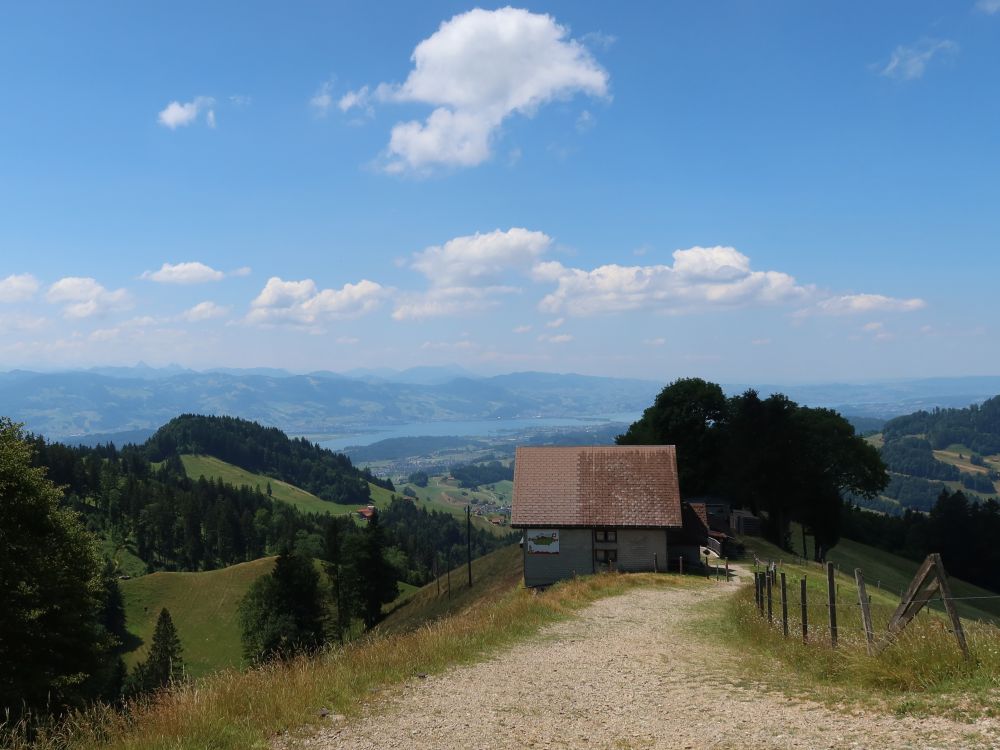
[1,1,998,382]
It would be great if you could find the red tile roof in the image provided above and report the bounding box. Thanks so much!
[511,446,682,528]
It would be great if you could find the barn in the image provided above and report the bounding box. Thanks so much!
[511,445,706,587]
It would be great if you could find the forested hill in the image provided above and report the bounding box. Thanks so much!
[145,414,392,505]
[883,395,1000,454]
[872,395,1000,513]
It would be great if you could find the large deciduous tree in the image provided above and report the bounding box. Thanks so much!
[617,378,728,497]
[619,382,887,556]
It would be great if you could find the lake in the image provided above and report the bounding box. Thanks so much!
[310,412,642,451]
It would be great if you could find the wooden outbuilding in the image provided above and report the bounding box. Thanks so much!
[511,445,705,587]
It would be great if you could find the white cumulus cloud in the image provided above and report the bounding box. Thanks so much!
[182,301,229,322]
[534,246,811,316]
[142,261,226,284]
[0,273,40,302]
[394,228,552,320]
[45,277,133,319]
[341,7,609,173]
[879,39,957,80]
[310,80,335,116]
[810,294,926,316]
[538,333,573,344]
[248,276,386,326]
[158,96,217,129]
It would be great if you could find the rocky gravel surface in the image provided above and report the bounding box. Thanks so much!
[277,583,999,750]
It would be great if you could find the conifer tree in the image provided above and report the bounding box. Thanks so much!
[129,608,185,693]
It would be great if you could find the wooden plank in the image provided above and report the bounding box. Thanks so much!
[932,553,970,659]
[855,568,874,655]
[886,555,937,632]
[889,579,940,636]
[827,561,838,648]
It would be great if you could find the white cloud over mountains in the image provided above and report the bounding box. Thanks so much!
[533,246,811,316]
[393,228,551,320]
[340,7,609,172]
[248,276,386,326]
[45,277,132,319]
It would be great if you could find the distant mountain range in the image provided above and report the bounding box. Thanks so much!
[1,368,658,440]
[3,365,998,442]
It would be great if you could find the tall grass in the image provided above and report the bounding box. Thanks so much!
[710,557,1000,720]
[3,571,696,750]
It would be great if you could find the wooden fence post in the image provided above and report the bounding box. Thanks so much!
[800,577,808,643]
[780,572,789,637]
[725,558,729,582]
[756,573,764,614]
[932,554,970,659]
[827,561,837,648]
[653,553,658,573]
[766,571,773,624]
[855,568,874,655]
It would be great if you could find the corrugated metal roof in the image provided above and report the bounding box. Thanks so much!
[511,446,682,528]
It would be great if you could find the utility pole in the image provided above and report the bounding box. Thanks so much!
[467,505,473,587]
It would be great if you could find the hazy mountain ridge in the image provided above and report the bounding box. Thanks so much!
[2,368,659,440]
[4,366,998,441]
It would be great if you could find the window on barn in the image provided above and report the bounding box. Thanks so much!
[595,548,617,563]
[594,529,617,543]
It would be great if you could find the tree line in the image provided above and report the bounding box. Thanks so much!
[449,460,513,488]
[883,395,1000,455]
[618,378,887,558]
[842,489,1000,591]
[30,439,324,572]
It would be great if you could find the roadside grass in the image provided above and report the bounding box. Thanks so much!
[705,536,1000,720]
[11,557,701,750]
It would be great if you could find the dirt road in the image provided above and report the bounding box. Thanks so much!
[279,583,999,749]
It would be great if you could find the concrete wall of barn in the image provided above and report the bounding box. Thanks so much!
[522,528,593,587]
[616,529,669,572]
[521,527,688,586]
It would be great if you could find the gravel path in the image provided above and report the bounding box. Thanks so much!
[279,583,999,750]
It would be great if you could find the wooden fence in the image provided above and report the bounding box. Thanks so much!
[750,554,970,657]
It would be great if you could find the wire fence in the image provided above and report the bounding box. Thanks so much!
[746,555,998,653]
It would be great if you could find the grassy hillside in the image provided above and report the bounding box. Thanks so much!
[401,474,512,536]
[180,454,392,516]
[380,543,522,634]
[120,557,276,677]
